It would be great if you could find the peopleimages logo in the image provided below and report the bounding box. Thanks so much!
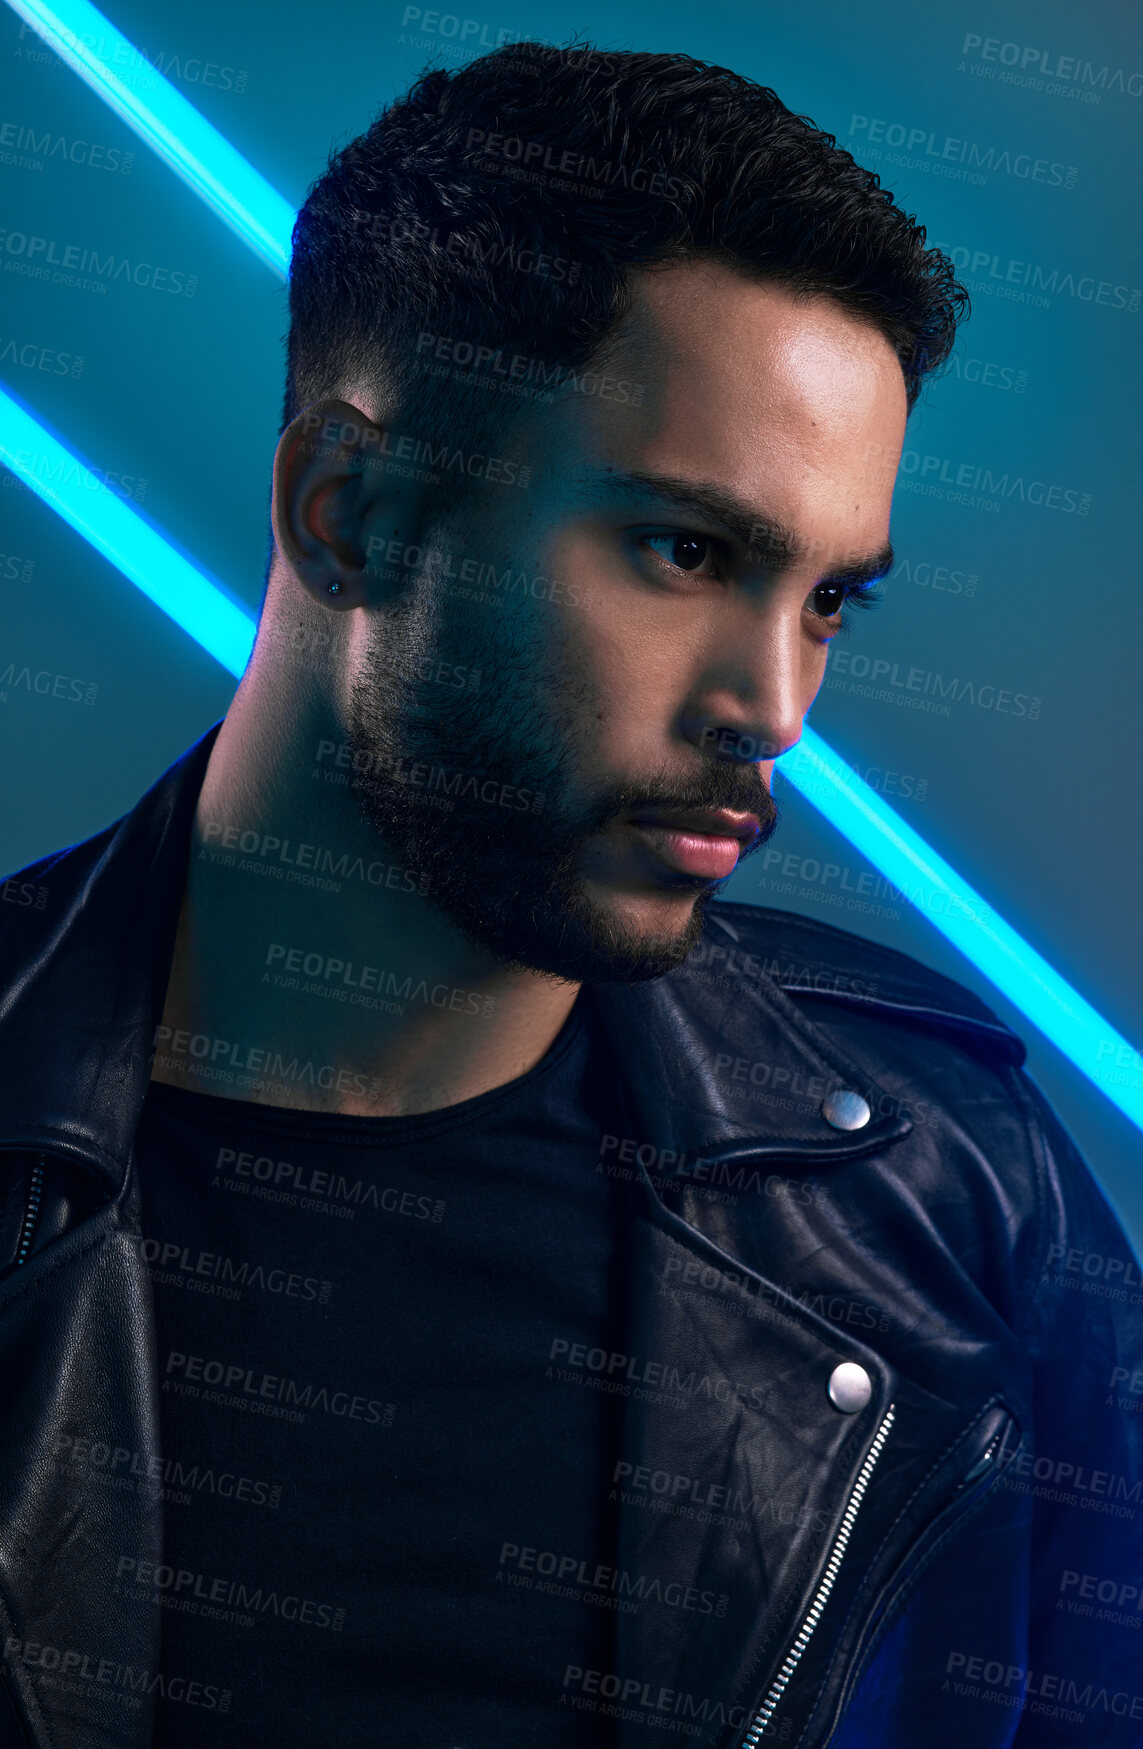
[301,408,530,489]
[941,355,1027,396]
[932,241,1140,314]
[398,5,521,50]
[57,1431,283,1509]
[893,446,1091,516]
[355,210,582,286]
[547,1337,769,1412]
[0,228,197,296]
[849,115,1077,189]
[200,816,433,898]
[944,1650,1143,1723]
[263,942,495,1019]
[0,120,134,175]
[135,1236,332,1307]
[416,329,645,404]
[464,128,685,200]
[14,19,249,95]
[959,33,1143,98]
[115,1556,345,1631]
[496,1542,729,1617]
[2,444,146,503]
[0,662,100,706]
[164,1349,392,1425]
[561,1666,748,1730]
[4,1637,231,1713]
[825,649,1042,720]
[0,335,84,377]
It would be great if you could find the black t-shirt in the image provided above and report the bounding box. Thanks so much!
[132,996,630,1746]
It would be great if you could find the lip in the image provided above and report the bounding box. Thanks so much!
[629,808,761,844]
[627,809,761,881]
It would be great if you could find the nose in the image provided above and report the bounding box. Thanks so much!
[679,611,807,766]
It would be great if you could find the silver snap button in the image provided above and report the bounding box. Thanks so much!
[828,1362,872,1414]
[821,1088,871,1131]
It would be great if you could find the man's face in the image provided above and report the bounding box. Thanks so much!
[345,262,907,983]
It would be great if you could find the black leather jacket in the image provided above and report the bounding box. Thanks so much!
[1,722,1141,1749]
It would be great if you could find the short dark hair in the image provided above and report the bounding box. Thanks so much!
[285,44,966,445]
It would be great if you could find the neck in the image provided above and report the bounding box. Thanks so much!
[153,645,580,1116]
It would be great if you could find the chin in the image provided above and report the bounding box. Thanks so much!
[499,886,712,986]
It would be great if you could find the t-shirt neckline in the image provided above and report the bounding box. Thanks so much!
[142,993,590,1147]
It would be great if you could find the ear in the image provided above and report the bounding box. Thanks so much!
[271,399,410,610]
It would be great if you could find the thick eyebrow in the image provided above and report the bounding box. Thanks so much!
[585,468,894,587]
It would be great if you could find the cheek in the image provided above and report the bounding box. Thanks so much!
[539,529,688,745]
[556,584,704,766]
[554,602,649,741]
[803,635,832,702]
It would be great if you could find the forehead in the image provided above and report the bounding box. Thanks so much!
[550,259,908,553]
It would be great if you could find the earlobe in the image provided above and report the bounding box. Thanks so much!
[271,399,391,610]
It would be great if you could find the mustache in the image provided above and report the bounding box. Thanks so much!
[584,763,781,845]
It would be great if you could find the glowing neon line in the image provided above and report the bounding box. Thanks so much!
[0,384,255,677]
[778,728,1143,1130]
[3,4,1138,1131]
[4,0,294,277]
[4,378,1140,1128]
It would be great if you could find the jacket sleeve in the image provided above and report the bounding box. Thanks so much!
[1010,1069,1143,1743]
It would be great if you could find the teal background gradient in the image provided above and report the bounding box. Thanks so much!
[1,0,1140,1238]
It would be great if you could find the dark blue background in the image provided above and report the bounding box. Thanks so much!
[2,0,1140,1240]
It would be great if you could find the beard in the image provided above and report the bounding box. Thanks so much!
[344,577,779,984]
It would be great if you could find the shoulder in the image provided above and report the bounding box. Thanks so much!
[0,821,122,942]
[702,898,1026,1067]
[0,727,215,983]
[698,903,1120,1292]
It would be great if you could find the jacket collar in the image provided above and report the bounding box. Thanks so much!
[0,721,909,1189]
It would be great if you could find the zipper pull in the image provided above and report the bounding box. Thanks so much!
[962,1431,1004,1485]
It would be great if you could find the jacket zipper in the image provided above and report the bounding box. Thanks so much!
[14,1154,45,1266]
[807,1408,1016,1749]
[741,1404,896,1747]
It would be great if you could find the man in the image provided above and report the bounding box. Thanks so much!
[0,41,1139,1749]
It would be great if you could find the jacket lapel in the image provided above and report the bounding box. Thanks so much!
[589,946,911,1168]
[587,932,913,1743]
[596,1114,899,1746]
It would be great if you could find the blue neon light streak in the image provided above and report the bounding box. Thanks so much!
[0,384,255,678]
[3,0,294,277]
[778,728,1143,1130]
[3,4,1139,1131]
